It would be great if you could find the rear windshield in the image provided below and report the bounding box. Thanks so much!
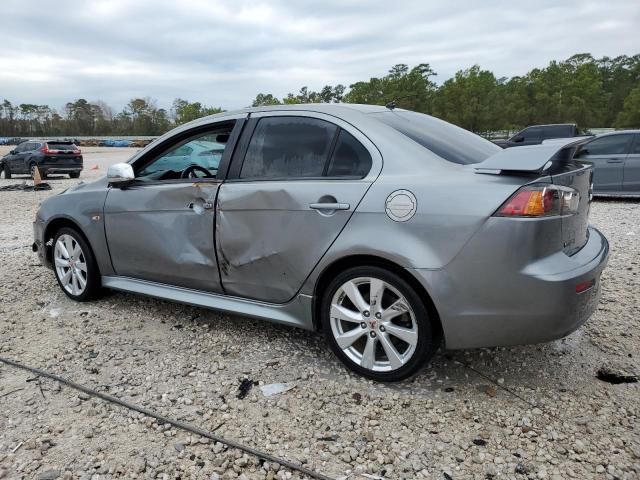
[46,143,77,150]
[372,111,500,165]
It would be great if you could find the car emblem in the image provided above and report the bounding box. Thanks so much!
[385,189,417,222]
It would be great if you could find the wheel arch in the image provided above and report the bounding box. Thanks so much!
[312,254,443,342]
[43,217,95,268]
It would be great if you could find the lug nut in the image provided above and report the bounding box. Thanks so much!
[375,312,382,319]
[363,311,370,317]
[360,322,367,329]
[369,331,376,338]
[379,325,386,332]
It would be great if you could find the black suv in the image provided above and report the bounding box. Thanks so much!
[1,141,83,179]
[493,124,591,148]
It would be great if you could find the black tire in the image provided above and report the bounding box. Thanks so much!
[1,163,10,179]
[69,172,80,179]
[52,227,101,301]
[321,266,437,382]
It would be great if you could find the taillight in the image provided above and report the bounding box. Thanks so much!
[73,149,81,155]
[41,145,60,154]
[495,184,579,217]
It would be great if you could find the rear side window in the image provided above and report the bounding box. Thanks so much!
[585,135,632,155]
[240,117,337,179]
[374,111,500,165]
[326,130,372,177]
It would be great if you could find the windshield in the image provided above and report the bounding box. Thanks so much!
[373,110,500,165]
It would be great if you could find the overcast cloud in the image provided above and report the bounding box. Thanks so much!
[1,0,639,111]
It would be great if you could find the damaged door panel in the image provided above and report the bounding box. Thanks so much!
[217,181,371,303]
[104,181,222,292]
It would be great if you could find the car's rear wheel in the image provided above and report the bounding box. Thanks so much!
[52,227,101,301]
[1,163,10,179]
[321,266,436,381]
[69,172,80,179]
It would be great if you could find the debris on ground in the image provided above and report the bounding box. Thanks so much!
[596,365,638,384]
[237,378,257,399]
[259,382,296,397]
[0,181,51,191]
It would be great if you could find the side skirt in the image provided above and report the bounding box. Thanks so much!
[101,276,314,330]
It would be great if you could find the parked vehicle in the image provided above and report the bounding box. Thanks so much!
[493,123,590,148]
[1,140,83,179]
[574,131,640,197]
[33,105,608,381]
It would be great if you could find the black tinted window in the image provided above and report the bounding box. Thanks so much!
[47,143,77,151]
[543,125,573,138]
[241,117,337,179]
[585,135,632,155]
[632,136,640,154]
[326,130,372,177]
[522,126,543,140]
[374,111,500,165]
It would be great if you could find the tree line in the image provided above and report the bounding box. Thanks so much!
[1,53,638,138]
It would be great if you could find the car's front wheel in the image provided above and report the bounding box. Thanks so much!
[52,228,101,301]
[321,266,436,381]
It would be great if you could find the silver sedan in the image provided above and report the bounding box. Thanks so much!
[33,104,609,381]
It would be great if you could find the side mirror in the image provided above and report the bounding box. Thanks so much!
[9,150,16,155]
[107,163,135,187]
[576,148,589,157]
[513,135,524,143]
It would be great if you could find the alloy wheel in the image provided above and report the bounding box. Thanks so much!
[329,276,418,372]
[54,234,88,296]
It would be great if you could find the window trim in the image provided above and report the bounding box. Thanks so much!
[227,114,372,182]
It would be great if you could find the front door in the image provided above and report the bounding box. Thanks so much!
[217,112,380,303]
[103,120,241,292]
[578,134,633,193]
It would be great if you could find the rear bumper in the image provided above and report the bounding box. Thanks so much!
[40,165,82,174]
[410,225,609,349]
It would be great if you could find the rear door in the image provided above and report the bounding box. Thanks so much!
[217,112,381,303]
[578,134,633,193]
[623,134,640,194]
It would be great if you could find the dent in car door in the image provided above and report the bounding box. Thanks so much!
[217,113,381,303]
[104,182,222,292]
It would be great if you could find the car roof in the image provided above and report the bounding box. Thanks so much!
[595,130,640,136]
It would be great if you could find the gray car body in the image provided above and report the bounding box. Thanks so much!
[33,104,609,350]
[574,130,640,197]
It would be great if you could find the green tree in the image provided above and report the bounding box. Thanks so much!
[615,84,640,127]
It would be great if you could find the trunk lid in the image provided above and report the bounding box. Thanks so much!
[551,164,592,255]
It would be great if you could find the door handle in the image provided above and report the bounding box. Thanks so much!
[309,202,350,211]
[606,158,624,164]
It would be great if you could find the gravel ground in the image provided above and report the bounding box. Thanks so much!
[0,148,638,479]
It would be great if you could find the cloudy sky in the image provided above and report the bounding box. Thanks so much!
[1,0,639,111]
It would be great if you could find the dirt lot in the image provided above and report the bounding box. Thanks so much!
[0,147,638,479]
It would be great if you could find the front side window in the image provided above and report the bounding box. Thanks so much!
[584,135,632,156]
[240,117,337,179]
[136,124,233,181]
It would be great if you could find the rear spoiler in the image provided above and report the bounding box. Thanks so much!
[475,137,590,175]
